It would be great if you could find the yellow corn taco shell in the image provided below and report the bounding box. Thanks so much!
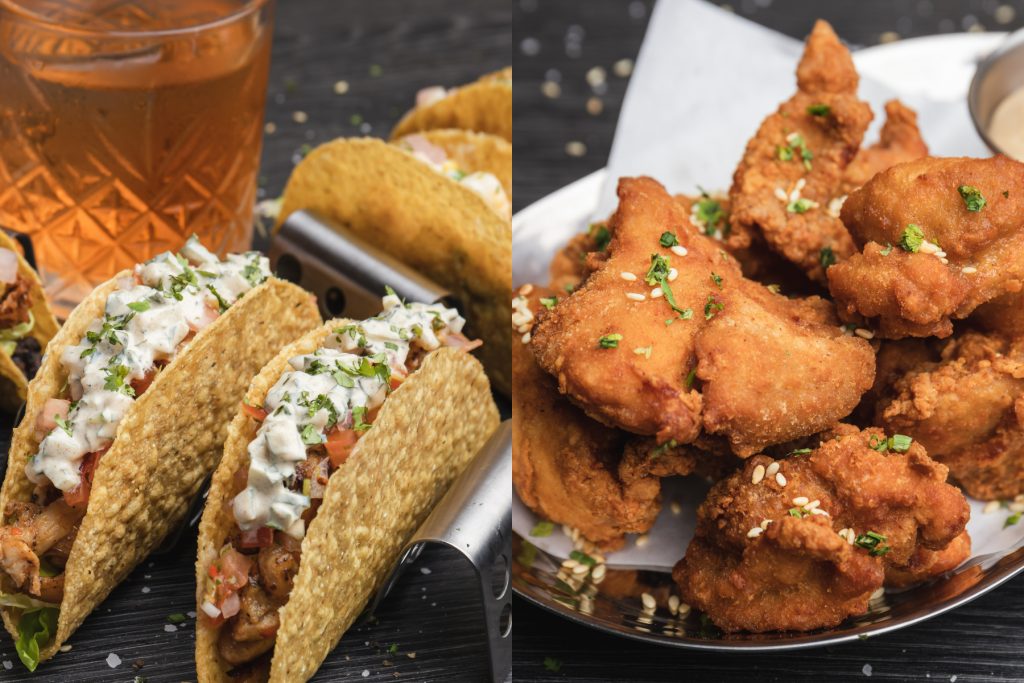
[277,137,512,395]
[411,129,512,200]
[390,67,512,141]
[0,276,321,664]
[0,231,60,413]
[195,322,499,682]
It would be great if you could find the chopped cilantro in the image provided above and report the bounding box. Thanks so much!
[103,363,135,396]
[299,423,322,445]
[589,223,612,251]
[1003,190,1010,199]
[352,405,372,431]
[569,550,597,567]
[788,448,812,456]
[530,520,555,537]
[787,198,814,214]
[127,300,151,313]
[167,613,187,624]
[206,284,230,313]
[1005,512,1022,528]
[650,439,678,458]
[660,231,679,247]
[819,246,836,270]
[807,103,831,116]
[889,434,913,453]
[788,507,809,518]
[899,224,924,253]
[694,196,728,237]
[645,254,671,285]
[598,333,623,349]
[704,295,724,320]
[957,185,986,212]
[684,368,697,390]
[679,308,694,320]
[880,243,894,256]
[711,272,723,289]
[539,297,558,310]
[854,530,890,557]
[54,415,73,437]
[388,643,399,654]
[777,145,794,162]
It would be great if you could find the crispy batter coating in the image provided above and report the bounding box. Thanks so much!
[728,20,872,283]
[830,155,1024,338]
[840,100,929,194]
[885,531,971,588]
[673,425,970,632]
[972,291,1024,337]
[512,285,664,549]
[530,176,875,457]
[548,223,610,293]
[876,330,1024,500]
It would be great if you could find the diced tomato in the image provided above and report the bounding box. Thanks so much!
[389,372,406,391]
[241,402,268,422]
[217,548,252,596]
[324,428,358,467]
[443,331,483,352]
[130,369,158,396]
[35,398,70,435]
[238,526,274,549]
[63,447,107,508]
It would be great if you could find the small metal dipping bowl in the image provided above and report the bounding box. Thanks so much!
[969,28,1024,158]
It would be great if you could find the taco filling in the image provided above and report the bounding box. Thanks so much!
[399,134,511,220]
[0,248,42,380]
[202,293,481,675]
[0,237,270,612]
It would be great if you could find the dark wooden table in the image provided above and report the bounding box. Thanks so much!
[512,1,1024,682]
[0,1,510,680]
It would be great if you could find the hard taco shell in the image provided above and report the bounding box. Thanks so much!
[0,231,60,412]
[412,128,512,200]
[0,276,321,663]
[391,67,511,141]
[196,322,499,682]
[276,137,511,396]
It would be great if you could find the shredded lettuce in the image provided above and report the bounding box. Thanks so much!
[13,604,58,671]
[0,310,35,350]
[0,592,57,611]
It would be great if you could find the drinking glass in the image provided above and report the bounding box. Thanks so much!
[0,0,274,315]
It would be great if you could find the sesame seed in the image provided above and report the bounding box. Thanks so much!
[613,58,634,77]
[855,328,875,340]
[670,245,688,257]
[521,332,531,344]
[541,80,562,98]
[670,501,682,515]
[668,595,680,615]
[562,558,578,570]
[621,271,637,281]
[940,257,949,265]
[805,499,820,510]
[651,287,663,298]
[984,500,1001,514]
[292,110,309,124]
[520,284,534,295]
[962,266,978,274]
[677,602,691,616]
[641,592,656,611]
[795,178,806,192]
[792,496,809,506]
[774,187,788,201]
[333,80,350,95]
[668,268,679,282]
[747,526,764,538]
[626,292,646,301]
[766,462,780,476]
[870,587,885,600]
[760,518,772,529]
[565,140,587,157]
[776,472,787,487]
[635,534,650,548]
[572,563,590,576]
[592,565,606,583]
[920,241,939,255]
[751,464,766,484]
[1010,502,1024,513]
[810,508,829,516]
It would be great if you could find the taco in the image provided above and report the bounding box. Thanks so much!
[390,67,512,142]
[0,232,60,413]
[195,292,499,682]
[0,237,321,670]
[277,137,512,396]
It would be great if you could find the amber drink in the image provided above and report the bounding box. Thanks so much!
[0,0,274,314]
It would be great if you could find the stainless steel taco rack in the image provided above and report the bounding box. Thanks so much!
[271,210,512,682]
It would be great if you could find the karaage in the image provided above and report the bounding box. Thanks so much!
[728,20,872,283]
[829,155,1024,338]
[875,330,1024,500]
[672,425,970,632]
[530,175,875,457]
[840,99,929,194]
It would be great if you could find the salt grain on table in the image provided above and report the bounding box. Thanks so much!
[107,653,122,669]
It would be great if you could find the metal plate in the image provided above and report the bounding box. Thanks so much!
[510,33,1024,650]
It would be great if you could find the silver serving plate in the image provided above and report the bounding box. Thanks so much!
[511,168,1024,650]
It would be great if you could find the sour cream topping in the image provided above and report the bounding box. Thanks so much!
[231,294,465,539]
[26,236,270,492]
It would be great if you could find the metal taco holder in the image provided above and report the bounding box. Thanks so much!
[270,210,512,683]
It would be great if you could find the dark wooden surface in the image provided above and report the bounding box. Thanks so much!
[0,1,510,680]
[512,1,1024,682]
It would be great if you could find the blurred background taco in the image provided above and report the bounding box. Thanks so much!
[390,67,512,141]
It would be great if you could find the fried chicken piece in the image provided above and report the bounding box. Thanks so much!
[672,425,970,632]
[876,330,1024,500]
[728,20,872,283]
[0,274,32,330]
[829,155,1024,338]
[972,290,1024,337]
[840,99,929,194]
[530,176,875,457]
[512,285,666,550]
[0,499,82,597]
[885,531,971,588]
[549,223,611,292]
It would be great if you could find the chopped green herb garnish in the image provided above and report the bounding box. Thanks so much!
[1002,190,1010,199]
[694,196,728,237]
[777,145,793,162]
[103,363,135,396]
[679,308,694,320]
[788,448,812,456]
[880,243,894,256]
[957,185,986,212]
[569,550,597,567]
[352,405,372,431]
[1005,512,1022,528]
[167,613,187,624]
[598,333,623,349]
[127,300,151,313]
[684,368,697,390]
[645,254,671,285]
[854,530,890,557]
[711,272,723,289]
[787,198,814,214]
[590,223,612,251]
[539,297,558,310]
[807,103,831,116]
[388,643,399,654]
[206,284,230,313]
[660,231,679,247]
[819,246,836,270]
[530,520,555,537]
[889,434,913,453]
[299,423,322,445]
[899,224,924,253]
[788,507,809,518]
[544,657,562,673]
[704,295,724,320]
[54,416,72,437]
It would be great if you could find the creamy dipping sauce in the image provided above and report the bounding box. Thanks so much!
[989,87,1024,161]
[27,237,270,492]
[231,294,465,539]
